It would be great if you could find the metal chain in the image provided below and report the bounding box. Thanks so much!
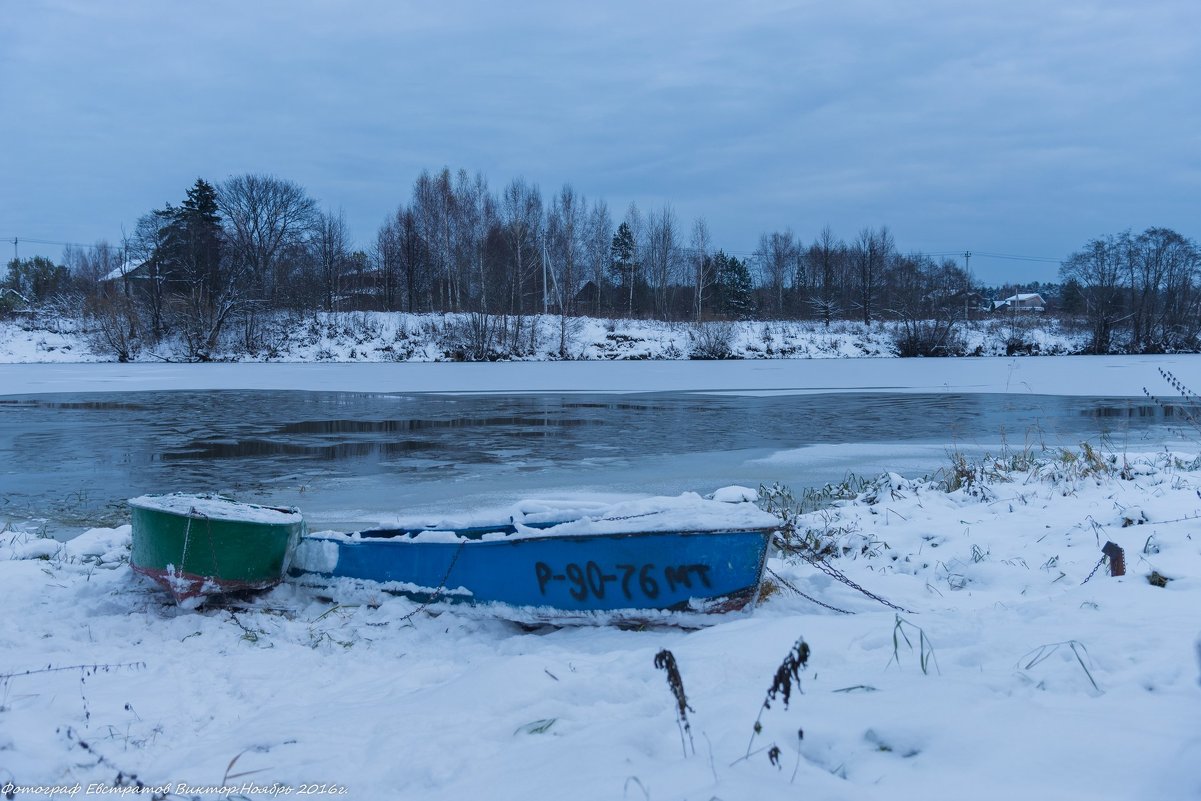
[766,567,853,614]
[1080,555,1108,585]
[179,508,196,576]
[596,511,664,523]
[795,550,915,614]
[397,539,468,623]
[513,510,662,527]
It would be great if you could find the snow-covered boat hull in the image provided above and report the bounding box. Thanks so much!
[129,493,305,603]
[292,523,773,617]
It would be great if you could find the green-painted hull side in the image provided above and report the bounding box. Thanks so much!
[129,505,303,590]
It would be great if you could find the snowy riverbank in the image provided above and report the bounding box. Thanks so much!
[0,312,1085,365]
[4,311,1190,400]
[1,447,1198,800]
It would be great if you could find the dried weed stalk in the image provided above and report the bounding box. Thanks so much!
[744,637,810,764]
[653,649,695,757]
[1143,368,1201,439]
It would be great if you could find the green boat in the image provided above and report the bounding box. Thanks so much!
[129,493,305,604]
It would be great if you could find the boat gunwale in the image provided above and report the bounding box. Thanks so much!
[308,524,778,545]
[128,492,303,525]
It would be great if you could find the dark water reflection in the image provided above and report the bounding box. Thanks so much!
[0,390,1188,536]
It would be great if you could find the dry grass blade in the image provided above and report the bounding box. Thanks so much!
[1019,640,1101,693]
[888,615,940,675]
[223,749,271,783]
[514,718,557,735]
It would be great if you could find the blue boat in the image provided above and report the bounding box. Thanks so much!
[290,495,777,621]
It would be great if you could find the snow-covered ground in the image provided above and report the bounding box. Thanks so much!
[1,309,1186,400]
[3,315,1199,800]
[2,448,1198,800]
[0,312,1084,365]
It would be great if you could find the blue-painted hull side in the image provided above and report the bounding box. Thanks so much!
[299,529,772,613]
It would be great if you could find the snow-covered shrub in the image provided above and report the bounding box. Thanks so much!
[445,311,503,361]
[759,480,879,558]
[85,293,141,363]
[890,318,965,357]
[434,312,545,361]
[689,322,737,360]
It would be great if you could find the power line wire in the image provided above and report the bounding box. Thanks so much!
[0,236,123,252]
[970,251,1063,264]
[926,251,1063,263]
[2,234,1065,265]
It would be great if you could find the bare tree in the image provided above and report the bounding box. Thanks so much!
[379,205,433,313]
[807,225,844,326]
[690,217,712,321]
[1130,227,1199,351]
[1060,234,1128,353]
[756,229,797,318]
[71,240,139,360]
[585,199,613,315]
[644,204,679,320]
[64,240,122,287]
[545,185,585,354]
[887,254,969,356]
[1150,229,1201,349]
[129,211,172,338]
[411,168,459,311]
[400,207,428,312]
[374,213,401,312]
[499,178,543,317]
[218,174,318,306]
[85,291,140,361]
[313,209,351,311]
[452,169,496,312]
[852,226,893,324]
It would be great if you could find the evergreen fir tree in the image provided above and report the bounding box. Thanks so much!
[609,221,638,316]
[175,179,223,306]
[713,251,754,319]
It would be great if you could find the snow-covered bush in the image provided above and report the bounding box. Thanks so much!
[689,322,737,360]
[890,317,965,357]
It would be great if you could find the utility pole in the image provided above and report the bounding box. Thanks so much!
[11,237,17,263]
[963,250,973,321]
[541,241,549,316]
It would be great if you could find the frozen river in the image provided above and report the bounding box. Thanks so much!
[0,381,1190,538]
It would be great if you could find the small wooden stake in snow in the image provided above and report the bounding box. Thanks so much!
[1102,541,1126,577]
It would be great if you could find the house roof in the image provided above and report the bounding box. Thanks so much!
[995,292,1046,304]
[101,260,145,281]
[993,292,1046,310]
[0,287,31,305]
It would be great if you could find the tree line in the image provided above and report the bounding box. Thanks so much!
[1060,228,1201,353]
[2,167,1197,358]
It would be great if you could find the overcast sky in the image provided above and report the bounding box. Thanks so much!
[1,0,1197,283]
